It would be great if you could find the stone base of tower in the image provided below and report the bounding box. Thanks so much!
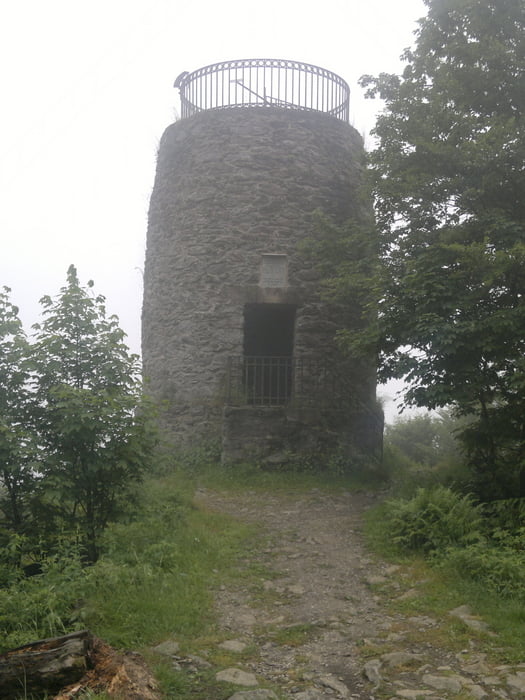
[156,403,224,449]
[221,404,383,468]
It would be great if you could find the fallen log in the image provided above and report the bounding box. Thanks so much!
[55,638,162,700]
[0,630,93,698]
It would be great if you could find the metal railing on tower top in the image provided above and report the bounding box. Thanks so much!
[174,58,350,122]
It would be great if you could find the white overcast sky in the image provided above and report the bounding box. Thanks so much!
[0,0,427,420]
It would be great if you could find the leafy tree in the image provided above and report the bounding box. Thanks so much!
[348,0,525,498]
[31,266,157,562]
[387,414,442,467]
[0,288,36,535]
[385,409,469,466]
[301,211,380,392]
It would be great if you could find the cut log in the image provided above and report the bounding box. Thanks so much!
[0,630,93,698]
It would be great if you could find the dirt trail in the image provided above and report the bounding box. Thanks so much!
[196,487,525,700]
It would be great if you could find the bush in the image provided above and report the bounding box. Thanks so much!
[383,486,483,553]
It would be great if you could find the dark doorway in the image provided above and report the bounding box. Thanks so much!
[243,304,296,405]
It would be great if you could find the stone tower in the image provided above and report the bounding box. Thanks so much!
[142,58,383,463]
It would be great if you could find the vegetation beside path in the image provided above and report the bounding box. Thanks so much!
[2,438,525,698]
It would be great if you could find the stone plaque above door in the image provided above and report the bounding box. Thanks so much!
[260,254,288,288]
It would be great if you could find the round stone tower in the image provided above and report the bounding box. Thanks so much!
[142,58,383,463]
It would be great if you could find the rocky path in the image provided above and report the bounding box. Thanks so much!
[195,487,525,700]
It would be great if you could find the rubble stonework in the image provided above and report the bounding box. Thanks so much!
[142,105,382,459]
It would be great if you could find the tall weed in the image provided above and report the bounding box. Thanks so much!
[0,546,87,651]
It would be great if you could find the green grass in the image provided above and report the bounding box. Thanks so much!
[170,449,385,495]
[268,622,320,647]
[440,570,525,662]
[151,660,242,700]
[364,504,525,664]
[82,473,256,648]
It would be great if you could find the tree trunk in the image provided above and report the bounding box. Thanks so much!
[0,630,93,698]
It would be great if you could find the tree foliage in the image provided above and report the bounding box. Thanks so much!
[348,0,525,498]
[301,211,380,385]
[0,288,36,536]
[0,267,158,563]
[385,411,463,467]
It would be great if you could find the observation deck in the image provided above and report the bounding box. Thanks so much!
[174,58,350,122]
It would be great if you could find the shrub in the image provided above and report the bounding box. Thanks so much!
[383,486,483,553]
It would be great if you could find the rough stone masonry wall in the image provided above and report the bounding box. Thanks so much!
[142,106,377,448]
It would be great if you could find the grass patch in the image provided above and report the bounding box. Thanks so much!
[152,660,237,700]
[82,474,256,649]
[268,623,320,647]
[171,446,386,496]
[438,572,525,663]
